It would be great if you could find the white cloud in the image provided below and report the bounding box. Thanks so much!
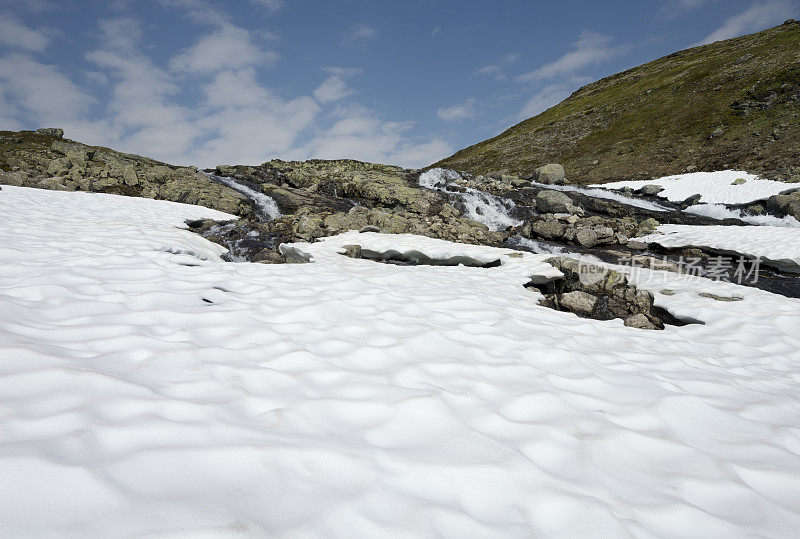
[518,79,589,119]
[0,17,50,52]
[1,15,452,170]
[437,98,476,121]
[697,0,798,44]
[170,24,277,73]
[473,53,518,80]
[157,0,230,26]
[516,31,621,83]
[313,77,353,104]
[343,23,378,47]
[662,0,709,13]
[251,0,284,12]
[312,67,362,104]
[0,53,94,124]
[299,105,453,168]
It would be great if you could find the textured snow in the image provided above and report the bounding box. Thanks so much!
[685,203,800,227]
[3,186,800,537]
[596,170,797,204]
[635,223,800,272]
[530,181,672,212]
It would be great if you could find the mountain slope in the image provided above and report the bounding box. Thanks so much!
[435,20,800,184]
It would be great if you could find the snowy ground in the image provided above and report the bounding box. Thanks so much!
[635,224,800,273]
[2,186,800,537]
[595,170,798,204]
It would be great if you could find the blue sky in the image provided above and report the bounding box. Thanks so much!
[1,0,798,168]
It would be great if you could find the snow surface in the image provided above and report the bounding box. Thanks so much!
[419,168,521,229]
[685,203,800,228]
[530,181,671,212]
[3,185,800,537]
[635,224,800,272]
[595,170,798,204]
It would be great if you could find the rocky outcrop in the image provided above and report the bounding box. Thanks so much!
[529,257,694,329]
[212,159,505,247]
[0,130,251,216]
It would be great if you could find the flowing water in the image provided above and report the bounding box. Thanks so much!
[419,168,522,230]
[208,173,281,220]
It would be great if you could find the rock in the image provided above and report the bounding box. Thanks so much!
[686,165,697,172]
[710,128,725,138]
[766,191,800,220]
[698,292,743,302]
[559,291,597,316]
[486,170,509,180]
[735,54,754,64]
[359,225,380,233]
[529,220,567,240]
[624,313,657,330]
[532,163,566,185]
[660,289,676,296]
[627,240,648,250]
[731,178,747,185]
[634,217,660,236]
[36,128,64,138]
[535,189,573,213]
[639,184,664,196]
[681,193,703,206]
[575,227,598,247]
[341,244,362,258]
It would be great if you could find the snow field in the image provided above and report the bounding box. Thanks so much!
[1,186,800,537]
[595,170,797,204]
[635,223,800,273]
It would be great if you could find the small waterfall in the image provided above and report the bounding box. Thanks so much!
[208,174,281,220]
[419,168,521,230]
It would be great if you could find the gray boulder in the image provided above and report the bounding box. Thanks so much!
[639,184,664,196]
[535,189,574,213]
[532,163,566,185]
[575,227,598,247]
[766,191,800,221]
[624,313,658,330]
[559,291,597,316]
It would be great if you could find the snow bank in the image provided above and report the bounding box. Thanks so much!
[685,203,800,228]
[2,186,800,537]
[595,170,797,204]
[635,223,800,272]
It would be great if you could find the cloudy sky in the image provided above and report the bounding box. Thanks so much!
[1,0,798,168]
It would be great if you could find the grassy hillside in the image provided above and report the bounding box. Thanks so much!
[435,21,800,184]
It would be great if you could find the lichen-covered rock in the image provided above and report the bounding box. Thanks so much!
[535,189,574,213]
[531,163,566,185]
